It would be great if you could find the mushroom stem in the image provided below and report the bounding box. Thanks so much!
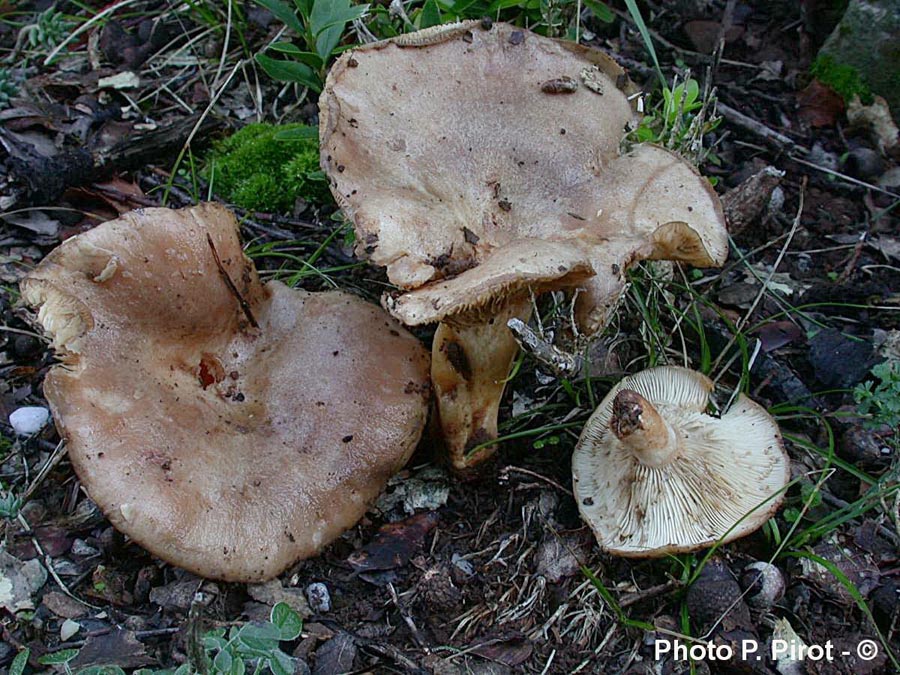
[432,296,532,472]
[609,389,679,467]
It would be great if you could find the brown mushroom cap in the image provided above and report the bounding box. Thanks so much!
[320,22,728,471]
[320,21,727,330]
[21,203,431,581]
[572,366,789,557]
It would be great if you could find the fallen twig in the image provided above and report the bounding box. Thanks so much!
[206,233,260,329]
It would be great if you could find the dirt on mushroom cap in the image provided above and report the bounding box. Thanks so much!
[21,203,431,582]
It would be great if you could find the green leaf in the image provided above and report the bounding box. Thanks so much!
[315,25,343,61]
[203,635,229,651]
[76,667,127,675]
[308,0,343,33]
[267,650,296,675]
[291,0,312,20]
[271,602,303,641]
[267,43,324,68]
[255,53,321,91]
[212,647,245,675]
[274,126,318,141]
[418,0,442,28]
[213,649,233,674]
[10,648,30,675]
[635,125,656,143]
[235,622,282,656]
[313,4,369,36]
[583,0,614,23]
[254,0,305,35]
[684,78,700,107]
[783,507,801,523]
[38,649,79,665]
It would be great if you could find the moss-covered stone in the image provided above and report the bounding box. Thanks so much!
[817,0,900,121]
[204,123,331,213]
[811,54,872,103]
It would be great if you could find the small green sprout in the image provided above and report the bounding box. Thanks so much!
[629,75,721,165]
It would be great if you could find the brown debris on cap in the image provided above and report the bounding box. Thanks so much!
[572,366,789,557]
[320,21,728,471]
[21,203,431,581]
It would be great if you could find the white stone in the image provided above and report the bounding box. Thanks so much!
[9,407,50,436]
[60,619,80,641]
[305,582,331,613]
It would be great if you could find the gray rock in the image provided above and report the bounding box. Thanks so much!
[819,0,900,121]
[0,551,47,613]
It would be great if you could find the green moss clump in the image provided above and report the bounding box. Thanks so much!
[811,55,873,104]
[205,123,331,213]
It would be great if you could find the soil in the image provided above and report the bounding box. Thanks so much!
[1,2,898,674]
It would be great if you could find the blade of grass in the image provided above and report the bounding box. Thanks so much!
[622,0,664,84]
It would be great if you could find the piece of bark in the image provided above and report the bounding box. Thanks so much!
[3,114,224,210]
[722,166,784,234]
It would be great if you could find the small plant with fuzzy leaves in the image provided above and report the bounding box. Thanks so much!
[854,360,900,438]
[32,603,303,675]
[629,75,721,167]
[0,485,21,519]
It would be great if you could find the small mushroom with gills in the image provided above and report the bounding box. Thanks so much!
[320,22,728,472]
[20,203,431,582]
[572,366,789,556]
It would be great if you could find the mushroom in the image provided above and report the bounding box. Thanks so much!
[20,203,431,581]
[572,366,789,556]
[320,21,728,472]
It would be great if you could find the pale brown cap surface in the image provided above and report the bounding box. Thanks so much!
[572,366,789,557]
[320,23,727,330]
[385,238,594,326]
[21,204,431,581]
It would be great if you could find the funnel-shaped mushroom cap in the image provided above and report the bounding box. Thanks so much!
[572,366,788,557]
[320,22,727,329]
[21,204,430,581]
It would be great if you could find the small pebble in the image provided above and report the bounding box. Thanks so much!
[306,582,331,613]
[767,185,785,215]
[71,539,100,557]
[9,406,51,436]
[451,553,475,576]
[740,561,786,609]
[60,619,81,641]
